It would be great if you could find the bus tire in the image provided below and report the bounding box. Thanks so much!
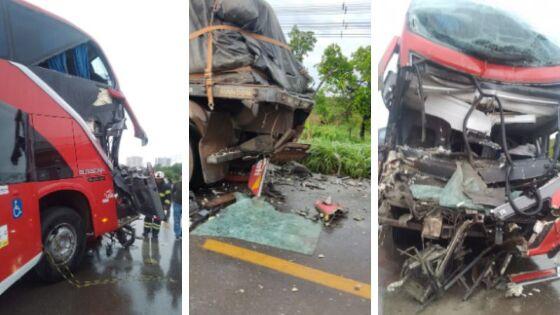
[35,206,86,282]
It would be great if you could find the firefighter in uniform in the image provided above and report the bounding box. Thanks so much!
[143,171,172,238]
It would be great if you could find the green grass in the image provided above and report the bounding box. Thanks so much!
[299,123,371,178]
[300,122,370,144]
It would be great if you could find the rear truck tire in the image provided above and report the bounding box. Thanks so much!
[189,138,194,181]
[35,206,86,282]
[189,132,204,188]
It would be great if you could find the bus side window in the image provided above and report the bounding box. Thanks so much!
[0,102,28,184]
[32,116,74,181]
[90,56,113,87]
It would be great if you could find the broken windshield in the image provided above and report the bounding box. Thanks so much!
[408,0,560,67]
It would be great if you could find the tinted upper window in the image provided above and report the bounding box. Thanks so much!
[408,0,560,67]
[0,102,28,185]
[7,0,88,64]
[39,42,114,87]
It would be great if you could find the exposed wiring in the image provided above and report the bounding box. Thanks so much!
[472,78,543,216]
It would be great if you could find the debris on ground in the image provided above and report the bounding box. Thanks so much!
[201,192,237,208]
[505,283,524,298]
[190,161,369,231]
[263,182,285,201]
[281,161,312,178]
[314,196,347,226]
[387,279,406,292]
[192,193,322,254]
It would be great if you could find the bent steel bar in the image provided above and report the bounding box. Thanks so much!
[491,176,560,220]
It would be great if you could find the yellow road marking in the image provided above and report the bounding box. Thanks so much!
[202,239,371,299]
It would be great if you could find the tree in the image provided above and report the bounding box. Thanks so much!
[317,44,354,133]
[351,46,371,139]
[288,25,317,63]
[317,44,371,139]
[317,44,355,93]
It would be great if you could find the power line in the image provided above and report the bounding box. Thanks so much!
[282,25,370,29]
[273,3,370,10]
[284,33,371,38]
[272,1,371,39]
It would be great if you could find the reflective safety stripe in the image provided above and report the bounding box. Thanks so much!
[148,223,161,230]
[165,190,171,195]
[144,222,161,228]
[164,200,171,205]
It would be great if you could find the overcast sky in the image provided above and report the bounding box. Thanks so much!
[26,0,368,165]
[27,0,188,165]
[267,0,371,84]
[374,0,411,128]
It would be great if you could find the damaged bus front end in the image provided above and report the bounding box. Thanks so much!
[379,0,560,303]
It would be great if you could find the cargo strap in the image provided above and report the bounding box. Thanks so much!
[190,24,292,109]
[189,25,292,50]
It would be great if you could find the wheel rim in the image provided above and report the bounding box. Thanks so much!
[46,223,77,265]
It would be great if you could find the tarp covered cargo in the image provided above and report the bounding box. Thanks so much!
[189,0,312,94]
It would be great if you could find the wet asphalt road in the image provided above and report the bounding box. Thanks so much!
[379,234,560,314]
[0,218,182,315]
[190,175,371,315]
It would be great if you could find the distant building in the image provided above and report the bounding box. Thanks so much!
[126,156,143,168]
[155,157,172,167]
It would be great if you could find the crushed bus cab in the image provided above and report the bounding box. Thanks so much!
[379,0,560,303]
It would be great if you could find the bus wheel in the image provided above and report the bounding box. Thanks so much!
[35,206,86,282]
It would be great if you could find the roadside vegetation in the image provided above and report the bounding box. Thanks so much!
[289,26,371,178]
[300,124,370,178]
[155,163,182,183]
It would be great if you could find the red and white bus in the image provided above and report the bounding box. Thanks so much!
[0,0,163,294]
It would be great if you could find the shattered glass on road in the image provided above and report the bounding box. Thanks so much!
[192,193,322,254]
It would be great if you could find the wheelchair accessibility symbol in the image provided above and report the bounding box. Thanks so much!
[12,198,23,219]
